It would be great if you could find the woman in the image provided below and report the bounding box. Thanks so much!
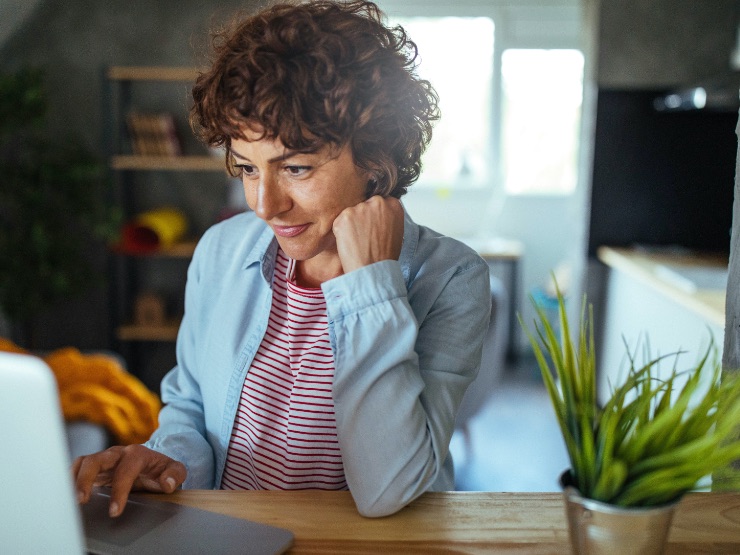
[74,0,490,518]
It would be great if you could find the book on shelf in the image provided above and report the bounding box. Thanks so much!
[126,112,182,156]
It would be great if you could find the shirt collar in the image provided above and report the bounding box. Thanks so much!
[398,206,419,286]
[242,221,278,284]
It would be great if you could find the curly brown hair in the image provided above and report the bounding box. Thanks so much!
[190,0,439,198]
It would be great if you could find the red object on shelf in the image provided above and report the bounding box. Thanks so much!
[120,221,161,254]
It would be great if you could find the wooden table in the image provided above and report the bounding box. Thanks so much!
[462,236,525,361]
[160,490,740,554]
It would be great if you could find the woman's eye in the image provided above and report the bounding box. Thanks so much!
[285,165,311,177]
[238,164,257,177]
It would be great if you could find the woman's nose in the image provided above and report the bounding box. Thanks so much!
[252,174,290,221]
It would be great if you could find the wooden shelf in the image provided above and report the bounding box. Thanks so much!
[107,66,202,82]
[111,155,225,171]
[116,321,181,342]
[154,240,198,258]
[112,240,198,258]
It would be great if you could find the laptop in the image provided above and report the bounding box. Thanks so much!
[0,351,293,554]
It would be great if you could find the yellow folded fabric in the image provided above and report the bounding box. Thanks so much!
[0,338,28,354]
[0,339,160,445]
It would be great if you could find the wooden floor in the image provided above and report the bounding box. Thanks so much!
[450,356,570,492]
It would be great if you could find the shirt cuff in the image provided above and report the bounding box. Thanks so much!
[321,260,407,321]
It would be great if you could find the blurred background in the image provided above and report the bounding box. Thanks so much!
[1,0,738,490]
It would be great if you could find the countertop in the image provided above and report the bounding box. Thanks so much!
[157,489,740,554]
[597,246,728,327]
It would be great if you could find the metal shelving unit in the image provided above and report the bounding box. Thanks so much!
[105,66,224,379]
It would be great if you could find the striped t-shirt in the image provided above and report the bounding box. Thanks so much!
[220,249,347,491]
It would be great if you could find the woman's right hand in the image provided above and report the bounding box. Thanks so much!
[72,444,187,517]
[332,195,404,274]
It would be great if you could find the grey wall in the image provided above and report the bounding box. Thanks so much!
[0,0,258,152]
[0,0,43,47]
[597,0,739,88]
[0,0,257,350]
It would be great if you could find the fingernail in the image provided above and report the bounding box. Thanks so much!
[165,477,177,491]
[77,491,85,503]
[109,502,119,517]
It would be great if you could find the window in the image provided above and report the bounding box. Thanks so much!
[387,3,583,196]
[392,17,494,188]
[501,49,584,195]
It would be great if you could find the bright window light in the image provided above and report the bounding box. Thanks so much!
[392,17,495,188]
[501,49,584,195]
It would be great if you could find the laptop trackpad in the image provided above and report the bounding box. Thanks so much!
[83,490,176,547]
[82,488,294,554]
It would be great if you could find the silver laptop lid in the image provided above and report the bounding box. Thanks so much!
[0,351,86,554]
[0,350,293,554]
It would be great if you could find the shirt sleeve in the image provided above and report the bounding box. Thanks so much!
[144,233,216,489]
[322,256,490,517]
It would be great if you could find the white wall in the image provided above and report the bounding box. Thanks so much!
[403,185,590,354]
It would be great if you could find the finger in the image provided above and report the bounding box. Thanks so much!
[71,456,83,479]
[92,470,115,487]
[70,456,85,501]
[159,460,187,493]
[136,457,186,493]
[74,448,122,504]
[366,194,400,210]
[376,195,403,221]
[107,446,149,517]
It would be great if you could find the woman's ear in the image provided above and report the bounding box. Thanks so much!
[362,163,394,198]
[364,176,380,199]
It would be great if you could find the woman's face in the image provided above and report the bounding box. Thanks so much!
[231,127,368,276]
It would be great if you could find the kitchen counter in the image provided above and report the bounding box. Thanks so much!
[595,246,728,402]
[158,489,740,554]
[597,246,727,327]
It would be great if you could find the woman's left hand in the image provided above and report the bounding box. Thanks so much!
[333,195,404,274]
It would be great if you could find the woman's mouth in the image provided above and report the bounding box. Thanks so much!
[272,224,309,238]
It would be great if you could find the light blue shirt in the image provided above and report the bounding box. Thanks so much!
[145,209,490,517]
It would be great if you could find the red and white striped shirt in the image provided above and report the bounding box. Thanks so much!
[220,249,347,491]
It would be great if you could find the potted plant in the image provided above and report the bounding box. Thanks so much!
[0,68,119,347]
[520,284,740,555]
